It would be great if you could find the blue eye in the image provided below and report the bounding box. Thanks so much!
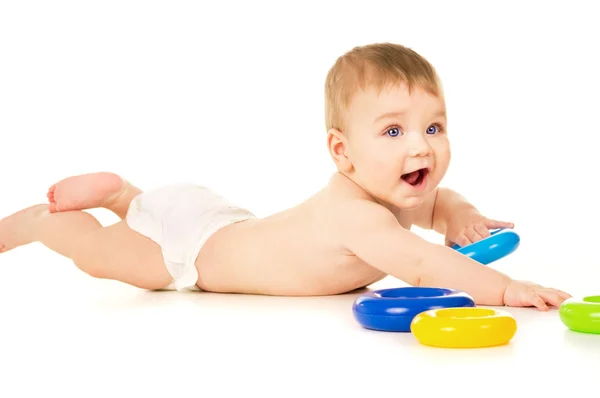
[426,125,440,135]
[386,127,401,137]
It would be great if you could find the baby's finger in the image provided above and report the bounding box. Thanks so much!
[523,288,548,310]
[484,219,515,230]
[557,290,573,300]
[540,289,569,307]
[473,223,491,239]
[531,294,549,311]
[464,227,484,243]
[546,289,572,301]
[454,234,472,247]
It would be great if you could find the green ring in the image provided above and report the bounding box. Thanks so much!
[559,296,600,334]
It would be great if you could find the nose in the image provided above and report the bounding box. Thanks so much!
[405,131,432,157]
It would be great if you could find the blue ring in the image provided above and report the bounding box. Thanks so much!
[451,228,520,265]
[352,287,475,332]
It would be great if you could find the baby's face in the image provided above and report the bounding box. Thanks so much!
[343,82,450,209]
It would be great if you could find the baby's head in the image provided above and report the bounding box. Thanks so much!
[325,42,449,210]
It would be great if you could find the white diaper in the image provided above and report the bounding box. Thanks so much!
[125,184,256,291]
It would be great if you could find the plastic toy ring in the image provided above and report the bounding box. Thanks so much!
[451,228,520,265]
[559,296,600,334]
[410,307,517,348]
[352,287,475,332]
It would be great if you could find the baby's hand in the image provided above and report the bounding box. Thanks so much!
[503,280,571,311]
[445,211,514,247]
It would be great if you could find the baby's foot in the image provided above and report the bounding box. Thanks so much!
[0,204,48,253]
[47,172,126,213]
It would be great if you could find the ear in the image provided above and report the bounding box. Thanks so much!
[327,128,353,172]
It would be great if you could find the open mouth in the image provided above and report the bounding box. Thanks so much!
[401,168,429,187]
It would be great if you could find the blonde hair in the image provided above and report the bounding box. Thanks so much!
[324,42,443,132]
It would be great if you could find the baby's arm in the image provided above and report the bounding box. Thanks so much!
[431,187,478,233]
[414,187,514,247]
[343,199,511,304]
[342,200,568,308]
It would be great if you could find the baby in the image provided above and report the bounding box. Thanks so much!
[0,42,570,310]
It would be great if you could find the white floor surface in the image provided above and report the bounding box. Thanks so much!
[1,238,599,398]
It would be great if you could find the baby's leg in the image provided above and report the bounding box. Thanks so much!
[0,205,171,290]
[47,172,142,219]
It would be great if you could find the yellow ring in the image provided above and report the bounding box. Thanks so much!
[410,307,517,348]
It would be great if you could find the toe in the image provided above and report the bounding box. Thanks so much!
[48,202,57,213]
[47,185,56,201]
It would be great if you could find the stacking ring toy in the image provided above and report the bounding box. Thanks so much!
[410,307,517,348]
[451,228,520,265]
[352,287,475,332]
[559,296,600,334]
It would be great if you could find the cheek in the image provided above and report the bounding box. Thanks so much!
[431,140,451,171]
[348,138,404,180]
[361,147,404,185]
[432,138,450,157]
[348,139,375,163]
[356,142,391,167]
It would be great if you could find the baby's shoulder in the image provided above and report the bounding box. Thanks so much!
[322,174,396,228]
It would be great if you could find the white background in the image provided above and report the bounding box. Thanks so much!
[1,1,599,397]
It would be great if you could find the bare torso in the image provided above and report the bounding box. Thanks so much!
[194,173,415,296]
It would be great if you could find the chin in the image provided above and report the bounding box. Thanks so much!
[396,196,427,210]
[376,193,426,211]
[387,183,435,210]
[365,175,437,210]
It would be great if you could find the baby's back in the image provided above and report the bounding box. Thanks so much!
[194,175,388,295]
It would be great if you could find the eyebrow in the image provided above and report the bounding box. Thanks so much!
[374,110,446,123]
